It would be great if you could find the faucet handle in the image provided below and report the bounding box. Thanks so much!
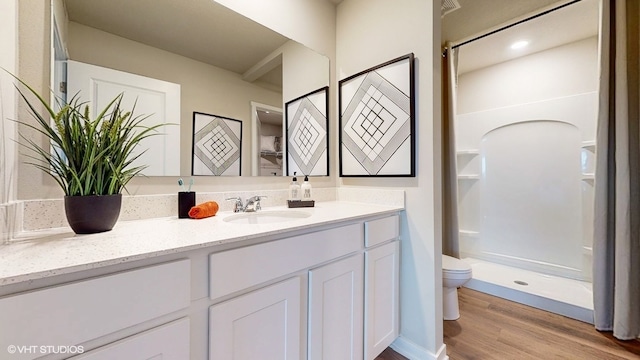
[225,197,244,212]
[246,195,267,212]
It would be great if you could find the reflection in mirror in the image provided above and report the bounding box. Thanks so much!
[251,103,284,176]
[61,0,329,176]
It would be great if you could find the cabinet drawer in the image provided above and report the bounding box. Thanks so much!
[71,318,190,360]
[210,223,362,300]
[0,260,190,359]
[364,215,399,247]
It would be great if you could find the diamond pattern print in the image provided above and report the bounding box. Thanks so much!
[193,114,241,176]
[287,96,326,176]
[341,70,411,175]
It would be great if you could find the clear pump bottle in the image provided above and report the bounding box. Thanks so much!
[301,175,312,200]
[289,172,301,201]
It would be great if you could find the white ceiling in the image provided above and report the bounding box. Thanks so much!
[63,0,289,83]
[442,0,562,44]
[257,109,283,126]
[444,0,600,74]
[64,0,599,82]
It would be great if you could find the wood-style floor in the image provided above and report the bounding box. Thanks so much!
[375,347,409,360]
[445,287,640,359]
[375,287,640,360]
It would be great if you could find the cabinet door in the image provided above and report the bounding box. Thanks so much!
[209,277,302,360]
[365,241,400,360]
[308,254,364,360]
[71,318,189,360]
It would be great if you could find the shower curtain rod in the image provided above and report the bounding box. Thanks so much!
[451,0,583,50]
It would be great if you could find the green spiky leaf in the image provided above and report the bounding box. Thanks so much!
[7,71,169,196]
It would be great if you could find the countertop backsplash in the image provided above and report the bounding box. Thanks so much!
[3,187,405,243]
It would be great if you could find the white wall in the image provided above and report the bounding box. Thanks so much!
[457,36,598,114]
[281,40,329,104]
[337,0,445,359]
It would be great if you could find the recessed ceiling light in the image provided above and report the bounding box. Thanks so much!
[510,40,529,50]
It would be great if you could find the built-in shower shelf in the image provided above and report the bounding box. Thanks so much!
[582,246,593,256]
[458,174,480,180]
[581,173,595,181]
[457,150,479,156]
[459,229,479,238]
[581,141,596,151]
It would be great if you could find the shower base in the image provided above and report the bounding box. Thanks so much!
[462,257,593,323]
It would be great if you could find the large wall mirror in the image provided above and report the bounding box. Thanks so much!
[58,0,330,177]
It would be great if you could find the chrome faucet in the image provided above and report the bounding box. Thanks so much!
[225,196,267,213]
[243,196,266,212]
[225,197,244,213]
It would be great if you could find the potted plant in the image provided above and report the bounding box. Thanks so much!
[13,77,163,234]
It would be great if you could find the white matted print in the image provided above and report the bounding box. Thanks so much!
[285,86,329,176]
[191,112,242,176]
[339,54,415,177]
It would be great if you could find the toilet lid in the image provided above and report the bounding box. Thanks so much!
[442,255,472,272]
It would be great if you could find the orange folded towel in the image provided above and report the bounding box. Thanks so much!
[188,201,219,219]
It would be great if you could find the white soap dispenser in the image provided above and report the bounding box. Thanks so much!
[289,172,301,201]
[301,175,312,201]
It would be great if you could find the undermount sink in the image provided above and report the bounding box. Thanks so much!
[223,210,311,224]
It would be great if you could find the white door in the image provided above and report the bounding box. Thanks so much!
[364,241,400,360]
[308,254,364,360]
[209,277,302,360]
[66,60,180,176]
[71,318,190,360]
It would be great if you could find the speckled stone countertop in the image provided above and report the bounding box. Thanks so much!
[0,201,403,286]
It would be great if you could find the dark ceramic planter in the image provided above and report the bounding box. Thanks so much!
[64,194,122,234]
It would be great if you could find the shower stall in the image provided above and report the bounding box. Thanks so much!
[451,0,600,322]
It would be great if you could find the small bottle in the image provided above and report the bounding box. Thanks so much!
[289,172,301,201]
[301,175,312,201]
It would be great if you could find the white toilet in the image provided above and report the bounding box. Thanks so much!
[442,255,473,321]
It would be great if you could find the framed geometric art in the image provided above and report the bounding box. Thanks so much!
[285,86,329,176]
[191,112,242,176]
[339,53,415,177]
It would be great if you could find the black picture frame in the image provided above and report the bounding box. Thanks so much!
[338,53,415,177]
[191,112,242,176]
[285,86,329,176]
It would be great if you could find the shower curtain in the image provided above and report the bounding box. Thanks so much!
[442,44,459,258]
[593,0,640,340]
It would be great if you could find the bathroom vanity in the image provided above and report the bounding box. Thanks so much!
[0,202,401,360]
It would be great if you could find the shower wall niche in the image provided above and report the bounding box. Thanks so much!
[456,37,598,281]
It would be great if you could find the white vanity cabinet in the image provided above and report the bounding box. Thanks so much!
[206,215,400,360]
[0,208,401,360]
[207,223,363,360]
